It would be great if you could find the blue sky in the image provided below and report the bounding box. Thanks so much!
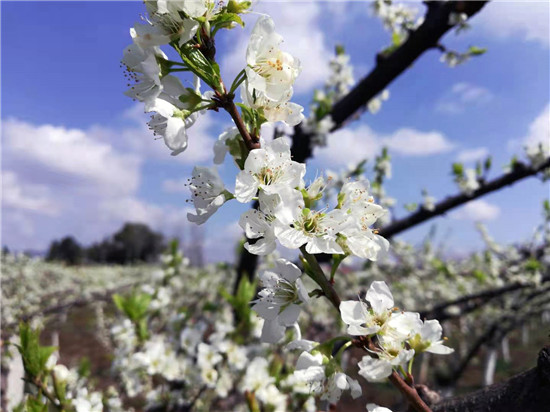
[2,1,549,261]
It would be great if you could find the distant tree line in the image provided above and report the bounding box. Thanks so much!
[46,223,165,265]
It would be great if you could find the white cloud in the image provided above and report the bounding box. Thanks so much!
[314,125,455,167]
[2,171,59,216]
[456,147,490,163]
[523,104,550,148]
[221,1,331,95]
[436,82,493,114]
[452,200,501,221]
[507,104,550,152]
[1,117,198,251]
[3,118,140,196]
[384,128,455,156]
[473,1,549,47]
[313,125,380,167]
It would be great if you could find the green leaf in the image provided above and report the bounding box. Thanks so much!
[178,87,204,108]
[484,156,492,172]
[17,323,57,378]
[113,291,151,322]
[227,0,252,14]
[177,44,221,91]
[467,45,487,56]
[472,269,487,283]
[77,357,91,378]
[452,162,464,177]
[524,258,542,272]
[211,12,244,32]
[25,397,48,412]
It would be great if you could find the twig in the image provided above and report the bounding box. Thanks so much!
[217,93,260,151]
[388,371,432,412]
[300,247,341,310]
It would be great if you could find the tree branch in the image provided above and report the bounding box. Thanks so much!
[419,274,550,322]
[300,247,341,310]
[379,158,550,238]
[290,1,489,163]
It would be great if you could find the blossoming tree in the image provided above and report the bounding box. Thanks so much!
[7,1,550,412]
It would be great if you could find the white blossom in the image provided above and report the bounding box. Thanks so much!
[340,281,395,336]
[274,204,349,254]
[339,180,389,261]
[293,351,361,403]
[252,258,309,343]
[241,82,304,126]
[187,166,230,224]
[213,126,240,165]
[245,15,301,102]
[458,168,480,195]
[367,403,393,412]
[409,319,454,355]
[234,137,305,203]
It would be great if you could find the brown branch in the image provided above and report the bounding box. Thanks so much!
[431,346,550,412]
[379,158,550,238]
[389,371,432,412]
[218,95,260,151]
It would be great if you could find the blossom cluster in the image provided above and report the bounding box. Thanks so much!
[341,281,453,382]
[122,1,304,158]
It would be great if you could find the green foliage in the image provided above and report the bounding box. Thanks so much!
[77,357,92,378]
[16,323,57,378]
[178,87,204,108]
[113,291,151,341]
[236,102,267,135]
[543,199,550,220]
[524,258,542,272]
[472,269,487,283]
[467,45,487,56]
[24,397,48,412]
[220,276,257,341]
[226,0,252,14]
[87,222,165,264]
[484,156,492,172]
[211,11,244,34]
[452,162,464,178]
[176,43,222,91]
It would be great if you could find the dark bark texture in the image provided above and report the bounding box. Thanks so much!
[431,346,550,412]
